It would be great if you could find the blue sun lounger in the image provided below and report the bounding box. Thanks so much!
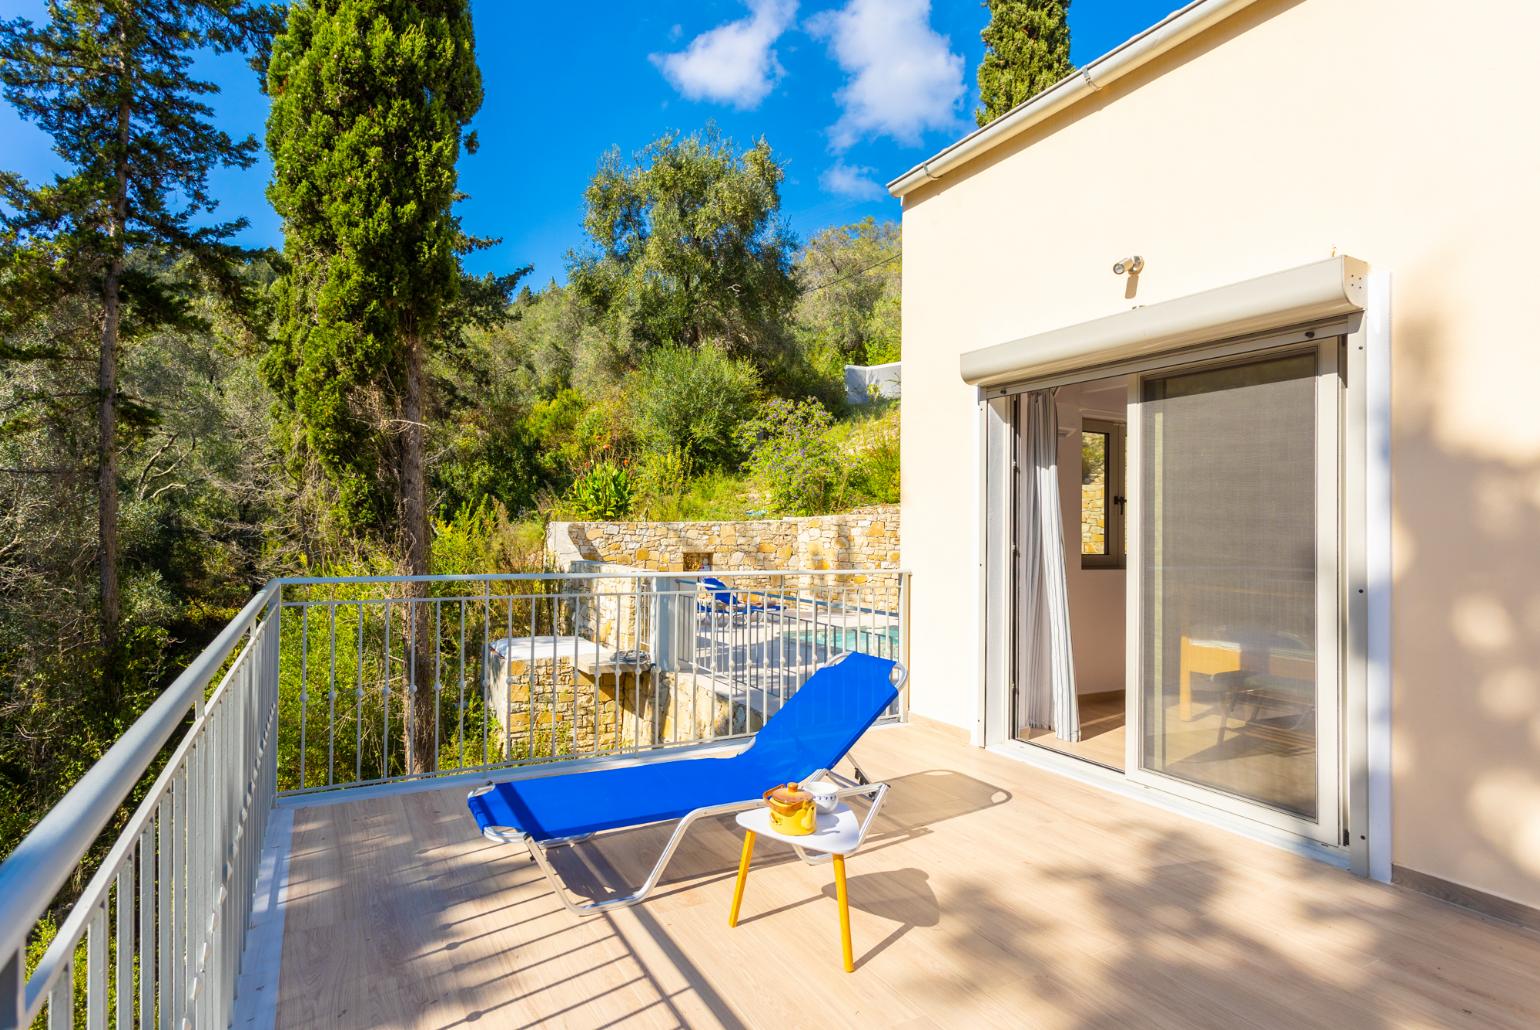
[697,575,784,618]
[468,651,906,916]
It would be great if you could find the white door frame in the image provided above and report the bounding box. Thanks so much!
[975,304,1389,877]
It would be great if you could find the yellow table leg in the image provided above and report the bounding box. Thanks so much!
[728,830,755,927]
[833,853,853,973]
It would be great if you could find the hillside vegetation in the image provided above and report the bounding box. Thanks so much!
[1,112,898,868]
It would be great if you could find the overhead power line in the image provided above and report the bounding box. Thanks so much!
[803,251,900,294]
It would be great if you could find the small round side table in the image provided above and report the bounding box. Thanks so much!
[728,805,864,972]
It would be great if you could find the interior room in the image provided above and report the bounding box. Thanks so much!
[1014,354,1324,826]
[1017,375,1130,770]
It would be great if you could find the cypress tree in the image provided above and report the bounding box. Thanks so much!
[264,0,490,773]
[976,0,1073,127]
[0,0,279,694]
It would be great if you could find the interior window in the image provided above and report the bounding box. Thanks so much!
[1081,418,1125,568]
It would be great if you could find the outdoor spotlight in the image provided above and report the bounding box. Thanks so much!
[1113,255,1145,276]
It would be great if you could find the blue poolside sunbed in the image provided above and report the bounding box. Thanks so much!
[468,651,906,916]
[697,575,784,618]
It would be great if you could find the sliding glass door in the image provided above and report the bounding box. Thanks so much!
[1126,342,1341,843]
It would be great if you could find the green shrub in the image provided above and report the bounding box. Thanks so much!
[739,397,843,515]
[1081,431,1106,485]
[522,387,588,480]
[432,498,546,575]
[629,344,760,470]
[563,460,634,520]
[632,446,692,514]
[848,404,900,503]
[639,468,759,521]
[863,292,901,365]
[27,916,96,1029]
[435,415,543,519]
[573,390,635,463]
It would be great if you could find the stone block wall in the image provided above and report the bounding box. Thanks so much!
[547,505,900,574]
[567,566,654,654]
[484,657,764,759]
[546,505,902,609]
[1081,481,1106,555]
[656,671,768,742]
[484,650,642,758]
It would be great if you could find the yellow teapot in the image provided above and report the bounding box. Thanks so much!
[762,782,816,836]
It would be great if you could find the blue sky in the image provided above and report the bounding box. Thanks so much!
[0,0,1185,285]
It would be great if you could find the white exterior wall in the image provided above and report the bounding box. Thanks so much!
[900,0,1540,909]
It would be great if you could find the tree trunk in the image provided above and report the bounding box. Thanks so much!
[99,55,132,703]
[99,261,122,695]
[401,331,435,774]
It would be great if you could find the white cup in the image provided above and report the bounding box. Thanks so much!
[804,779,839,814]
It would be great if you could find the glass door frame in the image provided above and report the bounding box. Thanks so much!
[1122,336,1343,845]
[978,308,1381,872]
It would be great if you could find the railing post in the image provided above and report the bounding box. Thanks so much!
[0,948,22,1030]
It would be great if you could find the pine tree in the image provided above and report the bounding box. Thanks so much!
[976,0,1072,127]
[0,0,279,694]
[264,0,499,773]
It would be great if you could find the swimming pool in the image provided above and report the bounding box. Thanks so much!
[780,623,900,657]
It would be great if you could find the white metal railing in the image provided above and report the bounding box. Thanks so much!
[273,569,910,795]
[0,567,908,1028]
[0,586,280,1030]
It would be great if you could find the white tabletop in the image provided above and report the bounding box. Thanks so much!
[736,804,862,855]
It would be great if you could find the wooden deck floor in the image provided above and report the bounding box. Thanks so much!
[272,719,1540,1029]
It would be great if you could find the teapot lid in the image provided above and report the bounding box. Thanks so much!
[765,782,811,804]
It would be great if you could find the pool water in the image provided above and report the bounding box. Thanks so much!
[782,624,900,656]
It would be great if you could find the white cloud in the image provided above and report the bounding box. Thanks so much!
[820,160,885,200]
[808,0,965,150]
[650,1,798,110]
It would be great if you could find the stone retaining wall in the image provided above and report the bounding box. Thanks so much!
[1081,480,1106,554]
[483,656,764,759]
[546,505,900,575]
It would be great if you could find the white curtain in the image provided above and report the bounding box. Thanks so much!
[1019,390,1080,741]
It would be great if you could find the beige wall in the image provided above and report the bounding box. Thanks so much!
[900,0,1540,908]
